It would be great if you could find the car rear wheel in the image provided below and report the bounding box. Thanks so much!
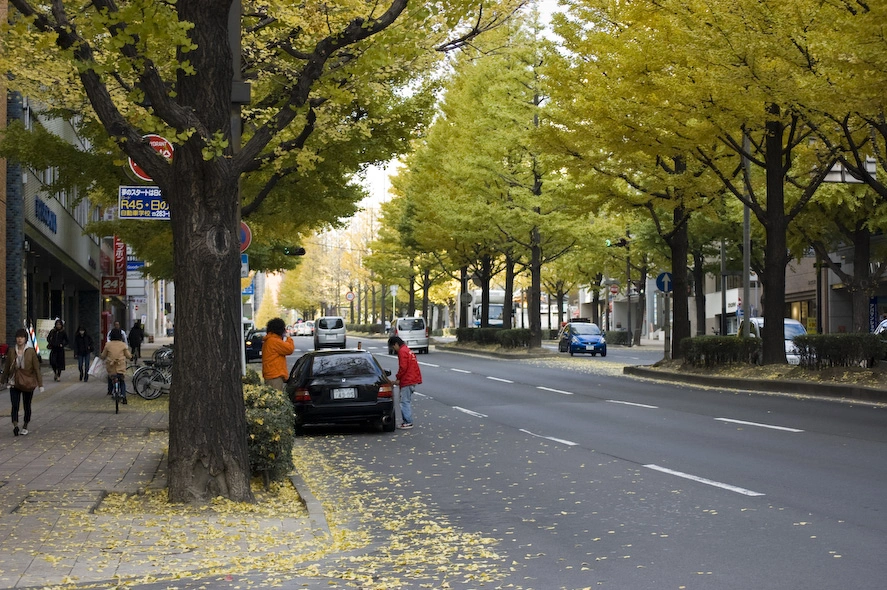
[382,409,396,432]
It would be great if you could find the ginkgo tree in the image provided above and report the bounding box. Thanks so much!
[0,0,525,502]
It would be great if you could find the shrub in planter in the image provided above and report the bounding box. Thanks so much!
[243,384,295,486]
[681,335,758,367]
[455,327,476,343]
[795,333,887,368]
[242,367,262,386]
[497,328,532,349]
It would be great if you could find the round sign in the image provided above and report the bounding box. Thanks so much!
[609,284,620,294]
[240,221,252,253]
[460,292,472,305]
[128,134,174,182]
[345,291,355,302]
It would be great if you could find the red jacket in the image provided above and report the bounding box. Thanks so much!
[396,345,422,387]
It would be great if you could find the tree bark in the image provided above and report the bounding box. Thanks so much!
[670,208,691,359]
[528,227,543,348]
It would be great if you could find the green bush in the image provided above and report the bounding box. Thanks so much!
[455,327,476,343]
[681,335,759,367]
[795,333,886,368]
[497,329,532,349]
[242,367,262,386]
[243,384,295,486]
[607,331,631,346]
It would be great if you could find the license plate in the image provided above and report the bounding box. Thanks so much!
[409,341,418,347]
[332,387,356,400]
[585,345,593,350]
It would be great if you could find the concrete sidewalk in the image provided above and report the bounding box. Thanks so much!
[0,338,321,589]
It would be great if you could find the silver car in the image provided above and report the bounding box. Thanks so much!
[390,316,429,354]
[314,316,346,350]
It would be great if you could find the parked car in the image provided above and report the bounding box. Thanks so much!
[314,316,346,350]
[244,329,266,362]
[389,316,429,354]
[557,322,607,357]
[295,321,315,336]
[739,317,807,365]
[285,349,396,434]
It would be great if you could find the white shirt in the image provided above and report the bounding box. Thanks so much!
[107,328,128,343]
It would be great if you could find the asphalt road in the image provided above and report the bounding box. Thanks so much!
[281,336,887,589]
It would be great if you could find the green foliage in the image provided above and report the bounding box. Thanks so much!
[242,368,263,386]
[795,334,887,369]
[243,384,295,483]
[680,336,759,368]
[455,327,530,348]
[497,329,532,349]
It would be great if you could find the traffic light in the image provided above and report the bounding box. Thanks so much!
[281,246,306,256]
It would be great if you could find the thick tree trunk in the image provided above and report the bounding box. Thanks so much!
[850,227,873,333]
[670,209,691,359]
[591,273,603,326]
[692,251,707,335]
[503,256,515,330]
[761,114,790,365]
[459,267,469,328]
[528,228,543,348]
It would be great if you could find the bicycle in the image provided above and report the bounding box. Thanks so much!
[110,373,126,414]
[132,359,172,400]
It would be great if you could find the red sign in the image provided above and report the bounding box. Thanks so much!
[128,134,174,182]
[240,221,252,253]
[113,236,127,277]
[609,284,620,294]
[101,275,126,296]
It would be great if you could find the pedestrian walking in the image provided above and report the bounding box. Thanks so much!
[387,336,422,429]
[3,328,44,436]
[262,317,294,391]
[100,329,132,402]
[106,320,127,343]
[47,319,69,381]
[128,320,144,362]
[73,326,95,382]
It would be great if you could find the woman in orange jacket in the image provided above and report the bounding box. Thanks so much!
[262,318,294,391]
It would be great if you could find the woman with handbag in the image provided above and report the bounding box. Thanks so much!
[47,319,69,382]
[3,328,44,436]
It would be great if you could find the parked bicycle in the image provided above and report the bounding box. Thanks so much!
[131,348,173,400]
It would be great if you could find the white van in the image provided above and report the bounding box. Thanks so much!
[390,316,429,354]
[739,317,807,365]
[314,316,346,350]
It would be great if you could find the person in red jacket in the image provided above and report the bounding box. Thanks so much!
[387,336,422,429]
[262,318,295,391]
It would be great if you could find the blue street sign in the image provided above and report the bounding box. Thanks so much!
[656,272,674,293]
[127,260,145,272]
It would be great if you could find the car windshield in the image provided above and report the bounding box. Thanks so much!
[312,355,376,377]
[571,324,602,336]
[784,323,806,339]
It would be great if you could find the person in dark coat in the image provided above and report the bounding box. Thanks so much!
[47,319,69,382]
[128,321,145,362]
[73,326,95,382]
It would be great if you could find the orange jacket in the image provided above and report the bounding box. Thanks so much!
[262,332,295,380]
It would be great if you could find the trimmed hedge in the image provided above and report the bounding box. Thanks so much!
[456,327,532,349]
[243,383,295,487]
[795,333,886,368]
[606,331,632,346]
[681,335,759,367]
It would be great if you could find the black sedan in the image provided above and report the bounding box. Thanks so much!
[245,329,266,363]
[285,349,396,434]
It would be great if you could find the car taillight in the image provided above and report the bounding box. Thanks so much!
[378,383,393,398]
[425,327,429,337]
[294,388,311,402]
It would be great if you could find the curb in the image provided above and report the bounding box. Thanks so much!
[289,470,331,540]
[623,365,887,402]
[434,344,557,359]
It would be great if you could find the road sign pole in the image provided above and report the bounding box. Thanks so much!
[664,293,672,361]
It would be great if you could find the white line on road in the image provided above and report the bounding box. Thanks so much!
[451,368,472,374]
[520,429,579,446]
[606,399,659,409]
[537,386,574,395]
[487,376,514,383]
[715,418,803,432]
[418,361,439,367]
[644,464,765,497]
[454,406,487,418]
